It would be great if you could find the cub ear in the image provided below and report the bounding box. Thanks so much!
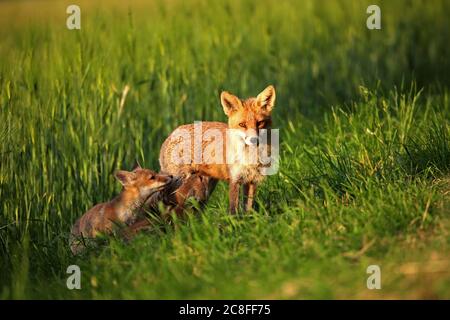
[220,91,241,116]
[131,159,142,171]
[114,170,135,186]
[256,85,276,113]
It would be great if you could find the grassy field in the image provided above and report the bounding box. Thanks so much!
[0,0,449,299]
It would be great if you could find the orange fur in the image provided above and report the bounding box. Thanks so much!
[69,167,174,254]
[125,173,218,236]
[159,85,276,213]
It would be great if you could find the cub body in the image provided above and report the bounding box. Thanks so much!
[69,167,173,254]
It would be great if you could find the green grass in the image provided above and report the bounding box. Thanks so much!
[0,0,449,299]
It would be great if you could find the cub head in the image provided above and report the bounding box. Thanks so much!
[220,85,276,146]
[114,167,174,199]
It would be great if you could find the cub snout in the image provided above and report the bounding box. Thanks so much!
[157,174,173,184]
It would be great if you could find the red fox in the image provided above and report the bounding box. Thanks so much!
[159,85,276,213]
[69,167,175,254]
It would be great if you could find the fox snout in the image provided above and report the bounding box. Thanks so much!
[241,130,259,146]
[157,174,173,184]
[155,174,185,192]
[149,174,175,192]
[233,130,259,146]
[245,135,259,146]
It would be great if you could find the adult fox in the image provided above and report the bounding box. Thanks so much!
[160,85,276,213]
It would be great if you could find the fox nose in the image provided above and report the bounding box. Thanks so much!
[249,137,258,145]
[245,136,259,146]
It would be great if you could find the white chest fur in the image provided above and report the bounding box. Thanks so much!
[226,130,266,184]
[229,163,265,184]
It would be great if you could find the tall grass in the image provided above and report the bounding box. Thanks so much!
[0,0,449,298]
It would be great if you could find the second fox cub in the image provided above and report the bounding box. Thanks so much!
[160,85,276,213]
[69,167,174,254]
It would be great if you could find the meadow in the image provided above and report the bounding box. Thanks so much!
[0,0,449,299]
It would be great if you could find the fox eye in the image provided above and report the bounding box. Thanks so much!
[149,175,155,180]
[239,122,246,128]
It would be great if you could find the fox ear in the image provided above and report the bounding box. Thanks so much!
[114,170,135,186]
[132,159,142,171]
[220,91,241,116]
[256,85,276,113]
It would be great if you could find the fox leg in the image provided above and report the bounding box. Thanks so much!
[172,174,218,216]
[170,175,198,217]
[202,177,218,205]
[243,182,256,212]
[122,219,152,241]
[229,181,240,214]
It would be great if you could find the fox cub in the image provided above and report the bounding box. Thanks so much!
[69,167,174,254]
[159,85,276,213]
